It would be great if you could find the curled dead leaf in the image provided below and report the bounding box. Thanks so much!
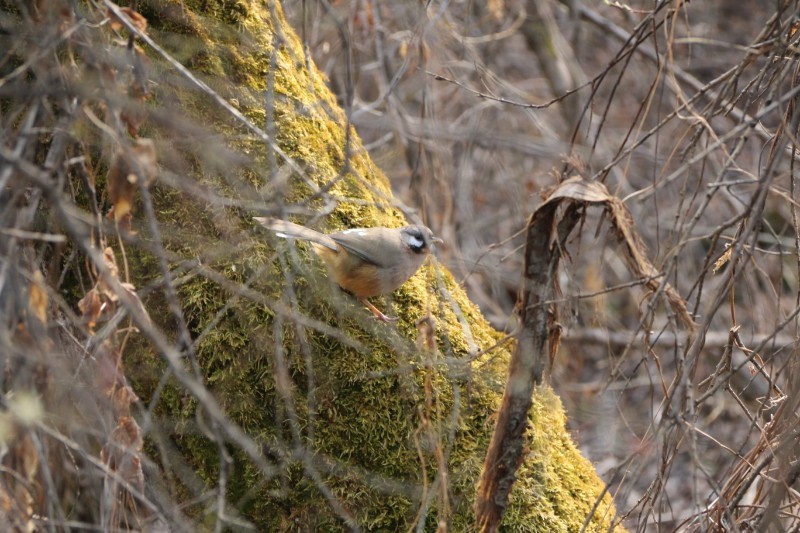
[476,174,697,529]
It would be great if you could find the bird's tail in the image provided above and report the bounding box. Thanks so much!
[254,217,338,252]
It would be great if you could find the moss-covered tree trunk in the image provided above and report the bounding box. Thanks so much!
[1,0,621,530]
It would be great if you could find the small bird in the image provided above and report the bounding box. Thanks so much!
[255,217,442,322]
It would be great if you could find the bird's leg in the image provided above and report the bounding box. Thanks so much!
[360,298,398,322]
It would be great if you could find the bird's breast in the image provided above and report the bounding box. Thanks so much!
[312,245,427,298]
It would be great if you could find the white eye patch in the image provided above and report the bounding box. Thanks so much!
[407,235,424,248]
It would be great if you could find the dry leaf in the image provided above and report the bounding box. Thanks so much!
[28,270,47,324]
[121,47,151,137]
[112,384,140,417]
[96,247,121,301]
[106,207,133,233]
[102,416,144,490]
[106,146,134,221]
[119,282,151,327]
[0,482,33,533]
[107,5,148,33]
[87,247,150,327]
[95,343,122,392]
[120,94,148,138]
[102,247,120,278]
[131,138,157,186]
[14,433,39,484]
[101,415,145,528]
[78,288,103,331]
[106,139,157,222]
[713,246,732,273]
[531,176,697,330]
[487,0,505,20]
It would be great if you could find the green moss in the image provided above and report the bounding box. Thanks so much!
[109,0,626,531]
[503,388,619,532]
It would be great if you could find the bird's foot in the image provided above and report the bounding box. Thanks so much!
[361,299,398,323]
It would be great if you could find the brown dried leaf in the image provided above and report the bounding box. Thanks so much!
[78,288,103,331]
[122,47,151,137]
[100,415,146,528]
[487,0,505,20]
[0,482,33,533]
[120,100,147,138]
[28,270,47,324]
[120,281,151,327]
[534,176,696,331]
[102,416,144,491]
[96,247,121,301]
[131,138,157,186]
[13,487,33,533]
[539,176,695,330]
[95,342,123,393]
[91,248,150,326]
[95,343,140,416]
[106,208,133,234]
[102,246,120,278]
[112,384,140,417]
[15,433,39,484]
[106,161,134,222]
[106,139,157,222]
[713,246,732,273]
[0,417,38,533]
[107,5,148,33]
[607,196,696,331]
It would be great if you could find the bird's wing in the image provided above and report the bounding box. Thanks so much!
[254,217,339,252]
[329,228,390,267]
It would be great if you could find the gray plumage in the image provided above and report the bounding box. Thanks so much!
[254,216,441,320]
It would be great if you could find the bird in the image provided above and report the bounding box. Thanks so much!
[254,217,442,322]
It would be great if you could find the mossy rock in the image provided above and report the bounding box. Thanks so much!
[113,0,623,530]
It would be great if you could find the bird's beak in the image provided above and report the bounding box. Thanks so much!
[431,236,444,250]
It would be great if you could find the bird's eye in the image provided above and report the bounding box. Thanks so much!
[408,234,424,248]
[404,227,427,252]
